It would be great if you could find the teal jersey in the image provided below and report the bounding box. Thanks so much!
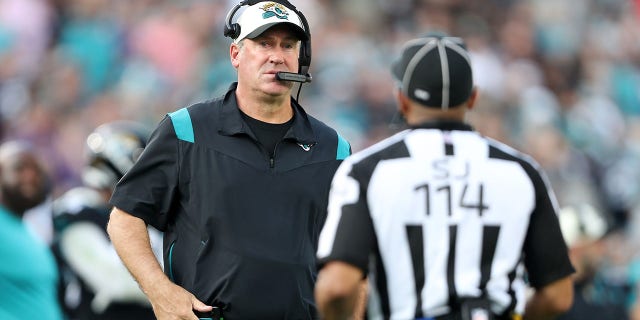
[0,206,63,320]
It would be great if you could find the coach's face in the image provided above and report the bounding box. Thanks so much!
[231,24,300,97]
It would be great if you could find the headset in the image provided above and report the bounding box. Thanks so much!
[224,0,312,84]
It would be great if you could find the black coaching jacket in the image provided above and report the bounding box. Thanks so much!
[110,83,351,320]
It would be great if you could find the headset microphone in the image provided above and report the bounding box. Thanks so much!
[276,72,312,83]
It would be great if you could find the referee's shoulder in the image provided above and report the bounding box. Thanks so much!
[346,130,411,165]
[486,137,543,173]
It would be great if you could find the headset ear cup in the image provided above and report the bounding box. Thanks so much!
[224,23,241,39]
[299,40,312,72]
[224,2,244,39]
[223,25,232,38]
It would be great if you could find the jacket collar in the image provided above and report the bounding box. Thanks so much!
[218,83,316,144]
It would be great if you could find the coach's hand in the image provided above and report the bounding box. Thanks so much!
[147,280,212,320]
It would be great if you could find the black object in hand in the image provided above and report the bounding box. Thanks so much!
[194,306,223,320]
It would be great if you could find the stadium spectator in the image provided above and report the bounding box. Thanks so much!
[0,140,62,319]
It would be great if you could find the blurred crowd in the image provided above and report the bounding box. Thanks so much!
[1,0,640,318]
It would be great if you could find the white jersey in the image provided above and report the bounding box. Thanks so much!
[317,121,574,319]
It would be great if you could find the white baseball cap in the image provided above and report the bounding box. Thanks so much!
[233,1,308,44]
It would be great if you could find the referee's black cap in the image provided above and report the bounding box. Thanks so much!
[391,32,473,109]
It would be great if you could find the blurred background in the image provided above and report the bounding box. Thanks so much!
[1,0,639,318]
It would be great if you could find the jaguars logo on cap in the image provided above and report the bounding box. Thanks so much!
[261,2,290,20]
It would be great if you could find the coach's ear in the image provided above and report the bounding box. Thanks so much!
[230,42,241,69]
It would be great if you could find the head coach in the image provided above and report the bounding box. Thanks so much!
[106,1,351,319]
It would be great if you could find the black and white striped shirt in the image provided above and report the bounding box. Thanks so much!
[317,120,574,319]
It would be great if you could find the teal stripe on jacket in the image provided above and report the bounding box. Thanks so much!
[336,134,350,160]
[169,108,195,143]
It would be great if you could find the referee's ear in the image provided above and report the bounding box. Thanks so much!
[466,87,479,111]
[394,88,411,119]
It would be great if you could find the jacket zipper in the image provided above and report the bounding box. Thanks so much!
[270,141,281,169]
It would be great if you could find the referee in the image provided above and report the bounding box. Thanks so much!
[315,33,575,320]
